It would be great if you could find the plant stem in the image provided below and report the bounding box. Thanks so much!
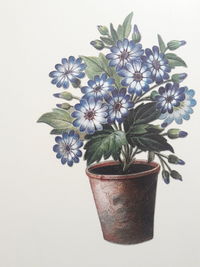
[134,79,172,104]
[156,154,171,172]
[104,45,111,49]
[73,95,81,100]
[113,122,119,130]
[155,152,168,159]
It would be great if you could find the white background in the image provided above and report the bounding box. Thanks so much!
[1,0,200,266]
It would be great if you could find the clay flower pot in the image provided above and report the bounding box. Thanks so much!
[86,160,160,244]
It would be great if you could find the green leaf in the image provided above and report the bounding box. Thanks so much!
[124,103,161,132]
[100,36,114,46]
[80,56,104,79]
[50,129,67,135]
[81,54,121,88]
[122,12,133,38]
[98,53,121,88]
[84,130,127,165]
[157,34,166,53]
[131,124,164,135]
[165,53,187,68]
[127,133,174,153]
[117,24,124,40]
[37,108,73,129]
[110,23,118,42]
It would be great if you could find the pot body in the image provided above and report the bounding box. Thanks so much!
[86,160,160,244]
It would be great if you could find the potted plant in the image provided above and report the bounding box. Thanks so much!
[37,12,196,244]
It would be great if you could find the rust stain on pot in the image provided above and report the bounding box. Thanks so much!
[86,160,160,245]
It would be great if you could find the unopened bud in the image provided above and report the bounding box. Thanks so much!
[170,170,182,181]
[56,103,71,110]
[132,24,141,43]
[162,170,170,184]
[71,78,81,88]
[53,91,73,101]
[168,155,185,165]
[167,40,186,51]
[150,90,159,100]
[167,129,188,139]
[90,40,104,50]
[97,25,109,36]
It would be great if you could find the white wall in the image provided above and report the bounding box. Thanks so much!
[0,0,200,266]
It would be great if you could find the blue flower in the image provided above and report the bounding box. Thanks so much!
[81,73,114,99]
[49,56,86,89]
[143,46,171,84]
[118,61,153,96]
[159,87,197,126]
[106,38,144,70]
[71,97,108,134]
[105,88,134,123]
[155,83,186,114]
[53,131,83,166]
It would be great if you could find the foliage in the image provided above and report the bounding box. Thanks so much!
[37,12,197,184]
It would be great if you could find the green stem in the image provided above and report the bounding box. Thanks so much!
[135,79,172,104]
[104,45,111,49]
[156,154,171,172]
[113,122,119,130]
[155,152,168,159]
[73,95,81,100]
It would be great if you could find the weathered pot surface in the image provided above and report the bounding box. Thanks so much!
[86,160,160,245]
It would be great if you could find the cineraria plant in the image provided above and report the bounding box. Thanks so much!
[37,12,196,184]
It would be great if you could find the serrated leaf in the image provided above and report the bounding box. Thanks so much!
[98,53,121,88]
[127,133,174,153]
[100,36,114,46]
[157,34,166,53]
[37,108,73,129]
[80,56,104,79]
[165,53,187,68]
[122,12,133,38]
[131,124,149,135]
[84,130,127,165]
[134,103,161,125]
[81,54,121,88]
[110,23,118,42]
[131,124,164,135]
[50,129,68,135]
[124,103,161,132]
[117,24,124,40]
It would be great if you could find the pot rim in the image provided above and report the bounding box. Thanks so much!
[86,160,160,180]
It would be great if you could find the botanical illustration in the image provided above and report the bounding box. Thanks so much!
[37,12,196,184]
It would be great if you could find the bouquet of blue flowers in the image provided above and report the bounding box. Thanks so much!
[38,12,196,184]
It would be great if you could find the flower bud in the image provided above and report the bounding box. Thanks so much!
[53,91,73,101]
[132,24,141,43]
[171,73,187,83]
[162,170,170,184]
[170,170,182,181]
[56,103,71,110]
[167,129,188,139]
[90,40,105,50]
[150,90,159,100]
[71,78,81,88]
[167,40,186,51]
[168,155,185,165]
[97,25,109,36]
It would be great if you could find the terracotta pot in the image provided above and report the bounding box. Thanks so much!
[86,160,160,245]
